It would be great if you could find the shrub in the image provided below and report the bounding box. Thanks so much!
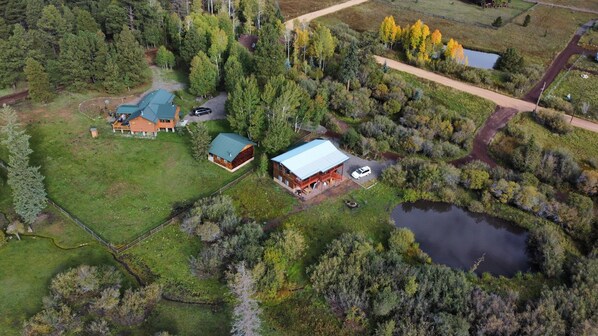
[496,48,524,73]
[542,96,574,114]
[342,128,362,151]
[461,69,481,84]
[492,16,503,27]
[528,226,565,277]
[533,109,573,134]
[577,170,598,196]
[388,228,416,254]
[196,222,221,242]
[381,165,407,188]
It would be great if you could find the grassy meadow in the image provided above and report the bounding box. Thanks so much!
[547,69,598,118]
[537,0,598,12]
[6,93,251,245]
[278,0,351,20]
[318,0,595,66]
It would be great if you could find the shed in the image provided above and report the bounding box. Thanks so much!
[209,133,256,172]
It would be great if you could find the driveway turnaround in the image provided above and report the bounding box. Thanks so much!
[184,92,227,123]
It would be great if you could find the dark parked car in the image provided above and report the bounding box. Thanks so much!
[189,107,212,116]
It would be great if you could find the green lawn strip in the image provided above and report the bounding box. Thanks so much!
[0,239,122,335]
[317,0,594,66]
[124,224,228,302]
[491,113,598,168]
[394,70,497,128]
[223,173,298,223]
[140,300,231,336]
[579,28,598,48]
[569,54,598,73]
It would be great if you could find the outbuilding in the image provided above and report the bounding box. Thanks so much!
[271,139,349,197]
[208,133,256,172]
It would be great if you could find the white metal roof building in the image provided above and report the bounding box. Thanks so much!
[271,140,349,180]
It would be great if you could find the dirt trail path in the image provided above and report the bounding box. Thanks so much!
[374,55,598,133]
[283,0,370,29]
[523,0,598,14]
[525,20,597,103]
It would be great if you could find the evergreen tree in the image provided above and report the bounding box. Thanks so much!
[4,0,26,25]
[103,53,124,93]
[523,14,531,27]
[24,58,53,103]
[102,1,127,37]
[25,0,44,29]
[74,8,100,33]
[164,12,182,51]
[0,25,31,89]
[61,5,76,34]
[189,51,218,97]
[0,105,47,226]
[189,122,211,161]
[228,263,262,336]
[224,55,245,93]
[227,75,260,137]
[114,25,148,88]
[180,25,207,66]
[254,18,285,85]
[261,76,301,154]
[37,5,67,55]
[0,18,9,39]
[59,33,91,88]
[338,41,359,89]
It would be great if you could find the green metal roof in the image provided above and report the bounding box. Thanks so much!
[209,133,255,162]
[116,89,177,123]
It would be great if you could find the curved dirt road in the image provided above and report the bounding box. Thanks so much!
[374,56,598,133]
[283,0,370,29]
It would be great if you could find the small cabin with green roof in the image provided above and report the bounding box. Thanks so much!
[113,89,180,135]
[209,133,256,172]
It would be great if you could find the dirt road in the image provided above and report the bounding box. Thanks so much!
[525,20,596,103]
[283,0,370,29]
[374,55,598,133]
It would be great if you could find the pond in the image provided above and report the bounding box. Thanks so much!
[391,201,530,276]
[461,48,500,70]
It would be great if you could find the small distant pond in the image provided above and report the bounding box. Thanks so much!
[391,201,530,276]
[461,48,500,70]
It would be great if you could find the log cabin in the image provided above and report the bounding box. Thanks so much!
[272,139,349,196]
[208,133,256,172]
[112,89,180,135]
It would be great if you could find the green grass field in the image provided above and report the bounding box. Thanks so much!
[318,0,595,65]
[491,113,598,169]
[568,54,598,73]
[547,70,598,118]
[537,0,598,12]
[9,94,251,245]
[383,0,533,27]
[224,174,298,223]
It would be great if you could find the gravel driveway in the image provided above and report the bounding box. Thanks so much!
[184,92,228,123]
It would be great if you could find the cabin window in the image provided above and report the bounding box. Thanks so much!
[159,119,170,123]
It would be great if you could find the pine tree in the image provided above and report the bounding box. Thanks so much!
[37,5,68,55]
[0,25,31,89]
[103,53,125,94]
[59,33,92,88]
[102,1,127,37]
[0,105,47,226]
[189,122,211,161]
[189,51,218,97]
[223,55,244,93]
[114,25,149,89]
[4,0,26,25]
[24,58,53,103]
[523,14,531,27]
[228,263,261,336]
[180,25,207,66]
[74,8,100,33]
[25,0,44,29]
[0,18,9,39]
[254,18,285,85]
[339,41,359,89]
[227,75,260,137]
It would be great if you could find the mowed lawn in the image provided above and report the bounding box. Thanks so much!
[10,94,250,245]
[318,0,595,65]
[491,113,598,168]
[547,70,598,119]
